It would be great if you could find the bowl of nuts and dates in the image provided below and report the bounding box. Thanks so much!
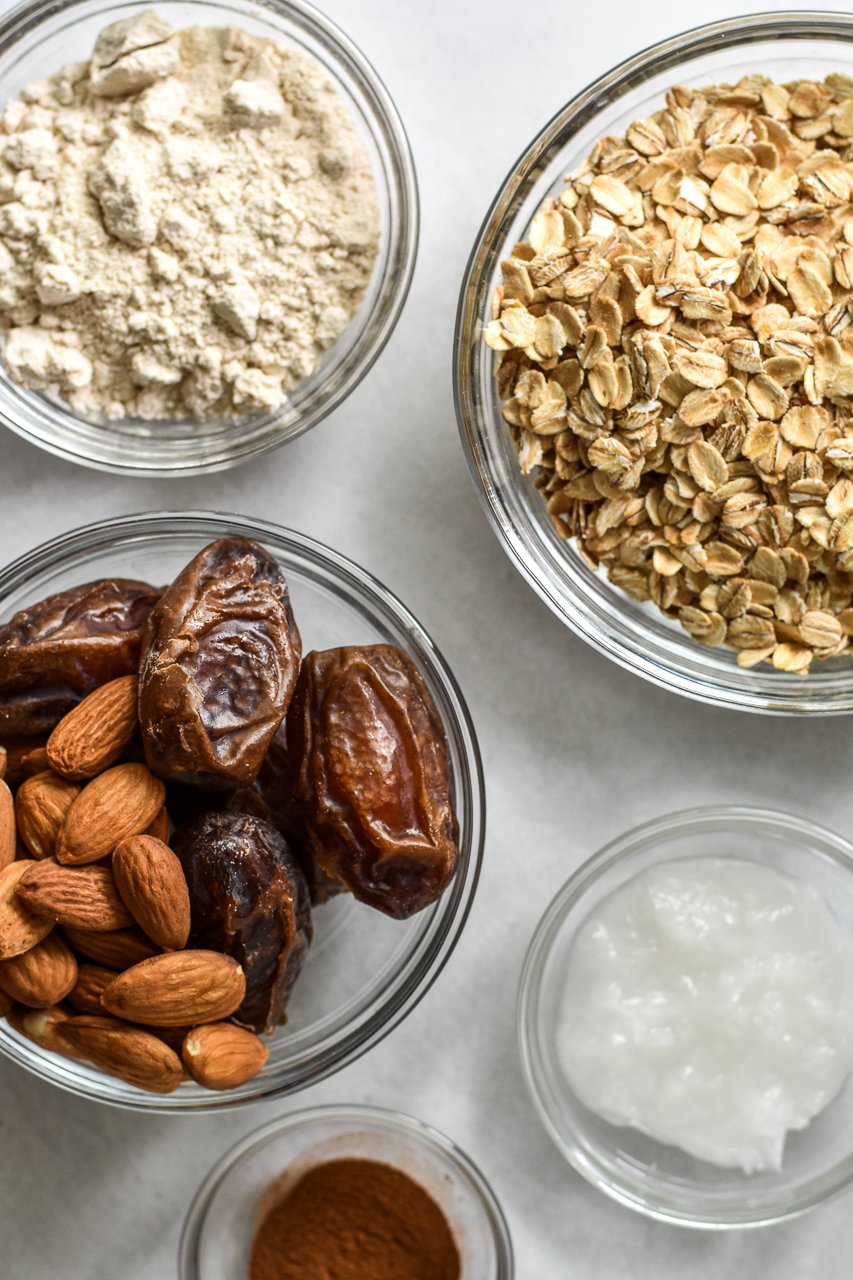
[0,512,483,1110]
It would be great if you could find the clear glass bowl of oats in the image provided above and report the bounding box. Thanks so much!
[456,12,853,714]
[0,0,418,474]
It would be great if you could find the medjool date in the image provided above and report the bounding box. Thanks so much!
[172,810,311,1033]
[226,733,341,905]
[285,645,459,920]
[0,579,159,738]
[139,538,301,790]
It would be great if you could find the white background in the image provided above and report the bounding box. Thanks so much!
[4,0,853,1275]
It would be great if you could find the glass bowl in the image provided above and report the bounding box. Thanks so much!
[518,805,853,1229]
[0,0,418,475]
[455,12,853,715]
[178,1105,514,1279]
[0,511,484,1111]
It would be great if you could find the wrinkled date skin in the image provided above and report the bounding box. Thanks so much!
[0,578,160,737]
[286,645,460,920]
[229,732,343,905]
[139,538,301,791]
[172,810,312,1033]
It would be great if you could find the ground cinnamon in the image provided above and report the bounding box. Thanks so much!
[248,1157,461,1280]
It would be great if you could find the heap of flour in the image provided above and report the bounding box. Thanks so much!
[0,11,379,420]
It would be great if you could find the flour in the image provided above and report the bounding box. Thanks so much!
[0,12,379,420]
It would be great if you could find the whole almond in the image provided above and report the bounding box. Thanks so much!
[112,835,190,951]
[144,807,170,843]
[20,746,50,776]
[0,861,54,959]
[68,962,118,1013]
[56,763,165,866]
[16,771,81,860]
[57,1014,183,1094]
[17,860,133,932]
[0,780,14,870]
[7,1002,82,1056]
[68,964,118,1014]
[182,1022,269,1090]
[0,932,77,1007]
[47,676,139,781]
[1,739,47,787]
[148,1023,192,1052]
[101,951,245,1026]
[63,925,158,969]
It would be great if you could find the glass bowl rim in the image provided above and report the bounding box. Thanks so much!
[0,510,485,1112]
[0,0,420,476]
[177,1103,516,1279]
[453,9,853,717]
[517,803,853,1228]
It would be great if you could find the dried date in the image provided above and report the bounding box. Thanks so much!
[172,810,311,1033]
[139,538,301,790]
[0,579,159,738]
[285,645,459,919]
[227,733,343,905]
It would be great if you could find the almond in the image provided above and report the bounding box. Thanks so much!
[16,860,133,931]
[68,963,117,1014]
[0,746,6,782]
[147,1023,192,1052]
[20,746,50,776]
[182,1022,268,1090]
[0,987,11,1018]
[16,771,81,860]
[63,925,159,969]
[0,932,77,1007]
[144,806,170,843]
[112,835,190,951]
[56,763,165,866]
[101,950,245,1026]
[47,676,139,781]
[0,861,54,959]
[7,1002,82,1056]
[0,780,14,870]
[57,1014,183,1094]
[1,738,47,787]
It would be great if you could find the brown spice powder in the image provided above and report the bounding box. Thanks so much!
[248,1157,462,1280]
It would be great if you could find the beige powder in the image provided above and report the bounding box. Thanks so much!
[0,11,379,420]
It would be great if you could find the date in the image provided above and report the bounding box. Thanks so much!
[139,538,301,790]
[0,579,159,738]
[285,645,459,919]
[172,810,311,1033]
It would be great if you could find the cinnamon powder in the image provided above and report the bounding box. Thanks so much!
[248,1157,462,1280]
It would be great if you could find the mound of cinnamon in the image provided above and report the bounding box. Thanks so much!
[249,1157,461,1280]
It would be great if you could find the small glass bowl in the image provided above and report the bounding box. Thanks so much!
[0,0,418,475]
[178,1105,515,1279]
[0,512,484,1111]
[518,805,853,1229]
[455,12,853,715]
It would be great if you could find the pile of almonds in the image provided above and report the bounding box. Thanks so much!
[0,677,269,1095]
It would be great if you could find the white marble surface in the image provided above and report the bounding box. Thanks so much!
[4,0,853,1275]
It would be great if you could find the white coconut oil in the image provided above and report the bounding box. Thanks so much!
[557,857,853,1173]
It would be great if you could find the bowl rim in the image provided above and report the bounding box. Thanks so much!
[0,0,420,476]
[0,510,485,1111]
[177,1103,515,1279]
[517,803,853,1228]
[454,9,853,717]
